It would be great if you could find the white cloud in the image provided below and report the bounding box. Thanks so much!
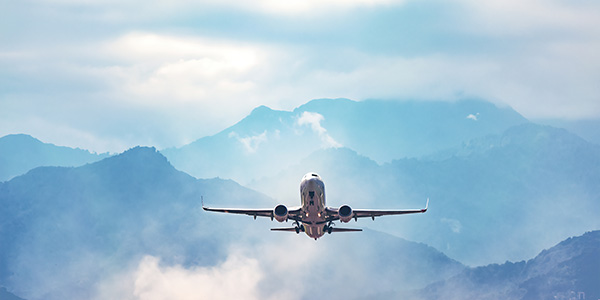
[134,255,262,300]
[14,0,406,28]
[3,0,600,153]
[93,238,317,300]
[466,113,479,121]
[237,0,402,15]
[454,0,600,36]
[95,254,263,300]
[101,32,262,103]
[105,33,259,66]
[229,131,269,153]
[296,112,342,148]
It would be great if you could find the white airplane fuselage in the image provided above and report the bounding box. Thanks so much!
[299,173,328,239]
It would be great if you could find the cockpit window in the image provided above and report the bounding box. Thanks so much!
[312,173,319,177]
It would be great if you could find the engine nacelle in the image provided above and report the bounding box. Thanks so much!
[338,204,353,223]
[273,204,288,222]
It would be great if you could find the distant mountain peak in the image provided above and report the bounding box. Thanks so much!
[0,133,40,143]
[109,146,168,164]
[0,134,108,181]
[88,146,177,176]
[121,145,160,156]
[250,105,273,115]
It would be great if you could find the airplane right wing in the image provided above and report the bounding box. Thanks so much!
[202,198,302,221]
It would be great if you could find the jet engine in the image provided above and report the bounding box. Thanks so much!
[338,205,353,223]
[273,204,288,222]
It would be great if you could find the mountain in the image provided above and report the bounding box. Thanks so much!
[408,230,600,300]
[162,98,528,184]
[161,105,318,184]
[0,134,108,182]
[0,146,275,300]
[295,98,528,162]
[393,123,600,265]
[0,146,465,300]
[2,99,596,299]
[536,117,600,146]
[250,123,600,266]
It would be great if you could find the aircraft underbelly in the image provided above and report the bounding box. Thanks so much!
[305,223,324,239]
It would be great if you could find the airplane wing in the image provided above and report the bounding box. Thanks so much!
[202,206,274,219]
[325,198,429,221]
[202,199,302,221]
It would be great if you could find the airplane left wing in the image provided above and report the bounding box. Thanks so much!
[325,198,428,221]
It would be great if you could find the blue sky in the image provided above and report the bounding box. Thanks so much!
[1,0,599,153]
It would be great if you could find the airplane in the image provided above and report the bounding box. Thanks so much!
[202,172,428,240]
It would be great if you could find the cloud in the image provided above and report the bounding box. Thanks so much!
[2,0,600,153]
[101,32,262,103]
[466,113,479,121]
[232,0,402,15]
[0,31,282,152]
[454,0,600,36]
[93,237,318,300]
[296,112,342,148]
[135,255,261,300]
[89,0,397,18]
[229,131,268,153]
[96,254,263,300]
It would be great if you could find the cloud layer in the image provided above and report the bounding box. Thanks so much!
[1,0,599,152]
[95,254,264,300]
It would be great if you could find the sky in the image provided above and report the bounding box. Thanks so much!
[1,0,599,153]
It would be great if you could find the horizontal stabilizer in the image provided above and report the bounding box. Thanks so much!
[270,227,362,233]
[331,228,362,232]
[271,228,298,231]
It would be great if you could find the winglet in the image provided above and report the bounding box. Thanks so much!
[201,196,208,211]
[422,198,429,213]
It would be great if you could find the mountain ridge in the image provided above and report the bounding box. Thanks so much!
[0,148,271,299]
[0,134,108,182]
[409,230,600,300]
[162,98,529,183]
